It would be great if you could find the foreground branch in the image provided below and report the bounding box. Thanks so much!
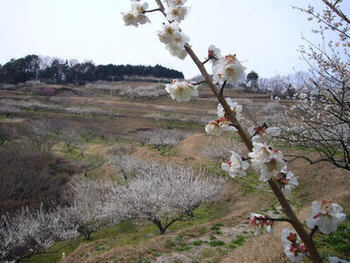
[153,1,322,261]
[184,41,322,263]
[184,44,253,151]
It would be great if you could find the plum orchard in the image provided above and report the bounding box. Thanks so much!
[122,0,349,262]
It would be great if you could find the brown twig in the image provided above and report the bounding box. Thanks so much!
[202,57,210,65]
[321,0,350,23]
[220,80,227,96]
[144,8,163,14]
[192,80,206,86]
[311,226,318,239]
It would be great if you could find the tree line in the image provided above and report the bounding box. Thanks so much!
[0,55,184,84]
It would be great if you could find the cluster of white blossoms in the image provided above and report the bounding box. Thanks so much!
[249,213,274,236]
[212,54,246,85]
[208,44,222,61]
[205,117,237,137]
[122,1,150,27]
[275,169,299,197]
[165,79,198,102]
[207,45,245,85]
[157,22,189,59]
[306,200,346,234]
[281,228,308,263]
[248,124,281,143]
[164,0,187,7]
[123,0,190,59]
[205,98,242,137]
[221,152,249,178]
[248,142,285,182]
[217,97,242,120]
[159,0,190,59]
[165,4,188,22]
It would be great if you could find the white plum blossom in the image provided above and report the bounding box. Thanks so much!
[212,54,245,85]
[157,22,189,59]
[165,80,198,102]
[205,121,221,136]
[217,98,242,120]
[248,124,281,143]
[221,152,249,178]
[248,142,285,181]
[205,117,237,137]
[122,1,150,27]
[208,44,222,61]
[298,92,308,100]
[281,228,308,263]
[329,256,350,263]
[249,213,274,236]
[165,5,188,22]
[306,200,346,234]
[165,0,187,7]
[275,169,298,197]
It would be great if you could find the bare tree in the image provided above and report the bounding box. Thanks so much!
[80,153,105,177]
[0,125,15,146]
[137,128,188,148]
[59,128,79,153]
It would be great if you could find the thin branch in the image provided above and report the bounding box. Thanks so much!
[154,0,166,16]
[202,58,210,65]
[144,8,163,14]
[220,80,227,96]
[251,123,267,138]
[311,226,318,239]
[254,216,292,223]
[192,80,206,86]
[284,154,329,165]
[321,0,350,23]
[184,43,253,150]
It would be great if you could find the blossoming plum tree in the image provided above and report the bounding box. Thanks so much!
[122,0,348,262]
[281,1,350,171]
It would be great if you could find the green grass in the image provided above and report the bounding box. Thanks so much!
[233,171,261,194]
[156,119,203,130]
[201,163,228,178]
[226,235,246,250]
[147,144,176,157]
[208,240,225,247]
[0,114,8,120]
[25,201,229,263]
[314,222,350,261]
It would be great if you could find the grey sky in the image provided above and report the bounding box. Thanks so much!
[0,0,346,78]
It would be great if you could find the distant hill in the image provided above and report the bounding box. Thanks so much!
[0,55,184,85]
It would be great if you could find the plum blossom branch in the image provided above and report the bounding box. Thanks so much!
[202,57,210,65]
[284,154,330,165]
[321,0,350,23]
[220,80,227,96]
[144,8,163,13]
[249,216,291,223]
[310,226,318,239]
[123,1,325,261]
[192,80,206,86]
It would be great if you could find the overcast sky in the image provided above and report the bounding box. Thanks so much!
[0,0,347,78]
